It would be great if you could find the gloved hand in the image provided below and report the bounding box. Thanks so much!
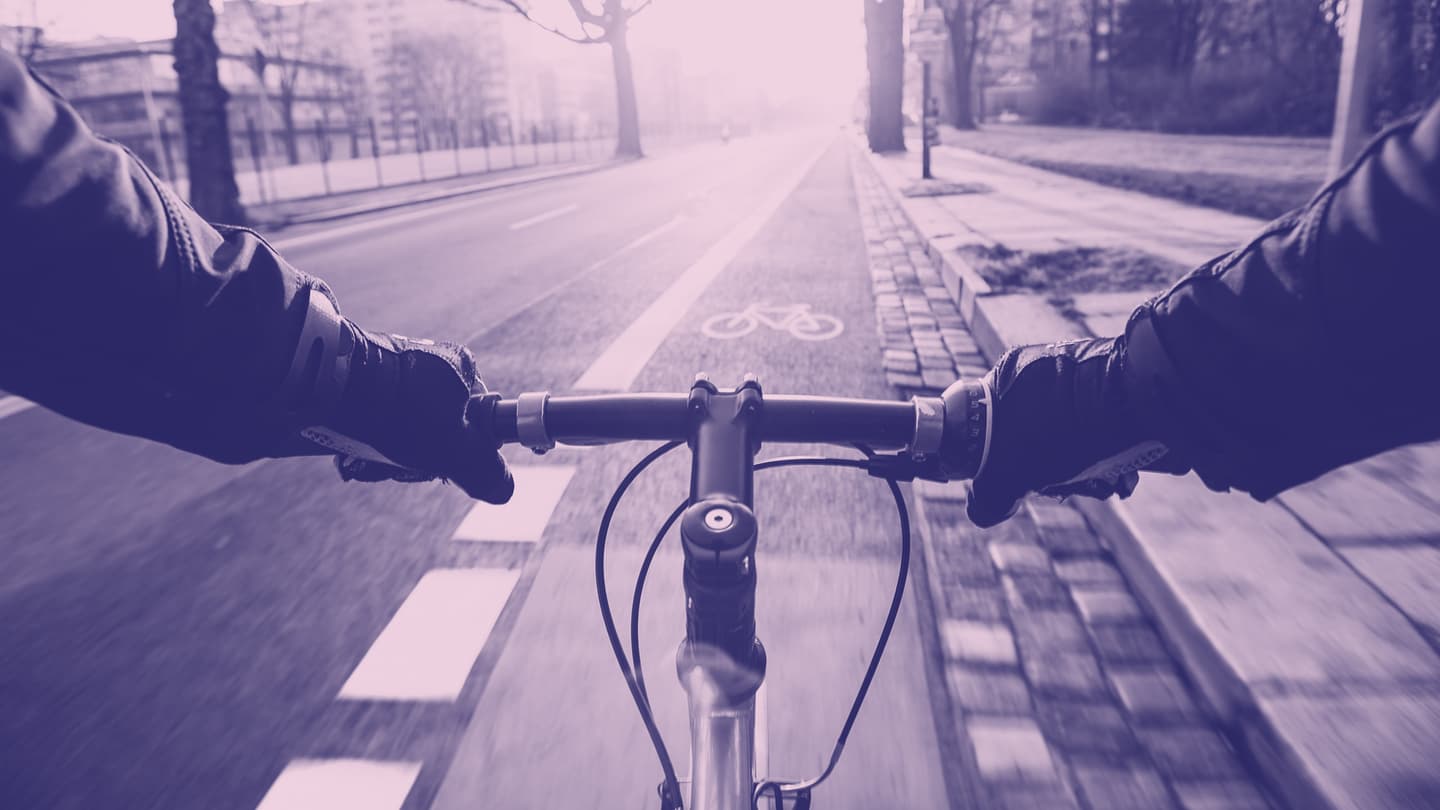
[285,291,514,504]
[940,337,1185,527]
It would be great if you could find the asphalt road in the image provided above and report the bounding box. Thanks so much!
[0,132,955,809]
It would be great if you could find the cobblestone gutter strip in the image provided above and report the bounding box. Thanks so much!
[850,146,1279,810]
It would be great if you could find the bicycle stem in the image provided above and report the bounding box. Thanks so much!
[677,375,768,810]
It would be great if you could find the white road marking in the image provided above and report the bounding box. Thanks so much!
[0,396,36,422]
[338,568,520,701]
[572,140,829,391]
[508,203,579,230]
[582,213,687,272]
[460,214,688,346]
[451,465,576,543]
[255,759,421,810]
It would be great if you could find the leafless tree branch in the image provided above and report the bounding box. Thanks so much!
[625,0,657,20]
[455,0,606,43]
[565,0,605,24]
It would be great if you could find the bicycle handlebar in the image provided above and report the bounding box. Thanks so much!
[483,377,992,481]
[491,393,925,450]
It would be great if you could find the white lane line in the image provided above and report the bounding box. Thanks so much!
[451,465,576,543]
[255,759,421,810]
[271,191,524,251]
[459,214,688,346]
[0,396,36,422]
[508,202,579,231]
[338,568,520,701]
[582,213,688,272]
[572,140,829,391]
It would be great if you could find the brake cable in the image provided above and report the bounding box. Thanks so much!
[596,443,914,810]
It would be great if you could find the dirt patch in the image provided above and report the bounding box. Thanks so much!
[957,244,1187,295]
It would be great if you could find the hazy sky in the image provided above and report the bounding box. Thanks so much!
[4,0,864,113]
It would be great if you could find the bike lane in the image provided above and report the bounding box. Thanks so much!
[427,140,954,808]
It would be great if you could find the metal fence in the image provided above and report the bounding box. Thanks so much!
[161,117,627,207]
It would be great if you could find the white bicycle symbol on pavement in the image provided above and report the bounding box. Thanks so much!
[701,303,845,341]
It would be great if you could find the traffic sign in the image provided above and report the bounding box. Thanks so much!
[910,7,948,62]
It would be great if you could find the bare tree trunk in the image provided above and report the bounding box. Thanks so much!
[865,0,906,151]
[172,0,245,224]
[280,90,301,164]
[607,19,643,158]
[947,9,977,129]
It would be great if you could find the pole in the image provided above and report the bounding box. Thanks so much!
[314,119,331,196]
[508,118,519,168]
[368,117,385,187]
[451,119,462,176]
[532,124,541,165]
[481,120,492,172]
[245,117,268,204]
[921,61,934,180]
[1328,0,1381,178]
[413,117,426,182]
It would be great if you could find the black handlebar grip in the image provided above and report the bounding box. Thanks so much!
[938,379,992,481]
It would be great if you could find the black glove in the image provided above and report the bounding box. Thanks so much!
[285,290,514,504]
[941,337,1186,527]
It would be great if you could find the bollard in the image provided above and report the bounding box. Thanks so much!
[368,117,385,187]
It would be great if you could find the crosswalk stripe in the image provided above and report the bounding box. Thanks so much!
[338,568,521,701]
[255,759,421,810]
[451,465,577,543]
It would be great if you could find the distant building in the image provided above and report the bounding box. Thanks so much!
[329,0,512,147]
[33,28,361,179]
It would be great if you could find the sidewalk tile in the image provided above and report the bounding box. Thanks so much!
[967,716,1060,784]
[1004,574,1073,612]
[1173,780,1272,810]
[1023,653,1108,698]
[1035,699,1140,757]
[990,783,1080,810]
[1055,559,1127,588]
[1091,624,1170,666]
[1012,610,1092,656]
[1139,728,1245,780]
[1109,670,1199,719]
[991,544,1054,574]
[1073,765,1176,810]
[948,665,1034,713]
[1072,589,1145,623]
[941,619,1019,666]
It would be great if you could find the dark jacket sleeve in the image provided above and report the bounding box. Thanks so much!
[1123,98,1440,499]
[0,48,325,463]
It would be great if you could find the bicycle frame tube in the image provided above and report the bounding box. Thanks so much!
[677,375,768,810]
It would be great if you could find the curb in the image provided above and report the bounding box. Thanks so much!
[252,159,628,230]
[857,144,1343,810]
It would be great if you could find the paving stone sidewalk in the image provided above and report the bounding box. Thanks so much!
[850,149,1279,810]
[861,137,1440,810]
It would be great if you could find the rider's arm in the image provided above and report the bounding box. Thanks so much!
[0,49,511,501]
[1125,99,1440,498]
[948,97,1440,525]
